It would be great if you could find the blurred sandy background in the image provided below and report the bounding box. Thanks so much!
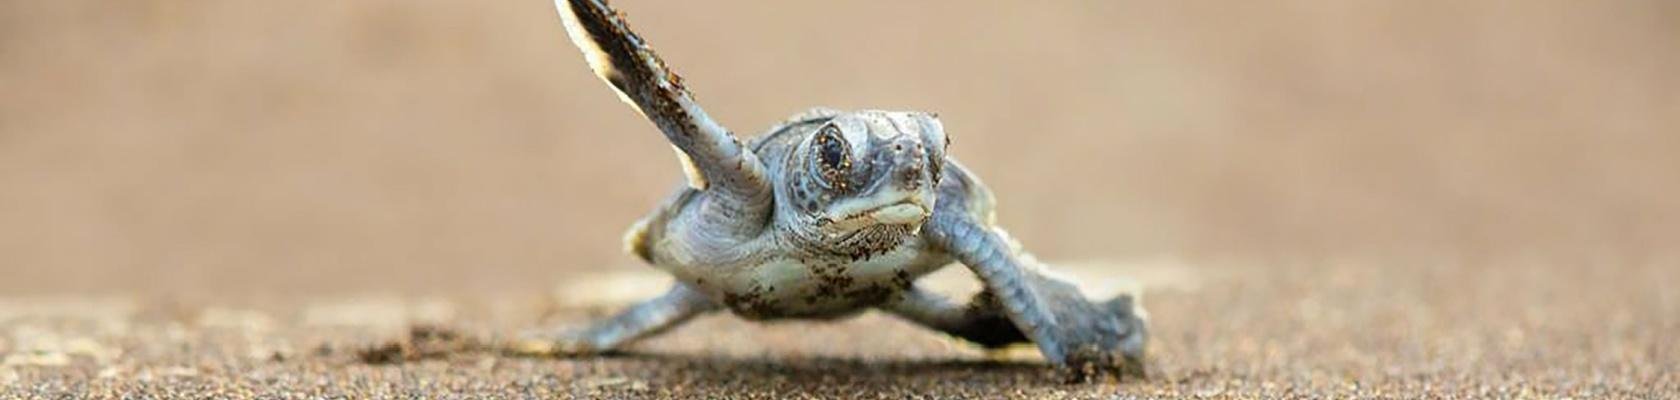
[1,1,1675,296]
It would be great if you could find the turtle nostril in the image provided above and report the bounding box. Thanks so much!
[893,143,905,152]
[900,165,923,189]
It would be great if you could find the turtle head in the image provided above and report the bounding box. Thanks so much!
[781,110,948,253]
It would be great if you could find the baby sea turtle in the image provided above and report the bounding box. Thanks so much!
[517,0,1149,378]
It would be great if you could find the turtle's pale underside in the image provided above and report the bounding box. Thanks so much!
[517,0,1149,379]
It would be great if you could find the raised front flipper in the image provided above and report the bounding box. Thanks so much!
[554,0,772,231]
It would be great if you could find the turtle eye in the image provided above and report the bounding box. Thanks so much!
[814,125,850,187]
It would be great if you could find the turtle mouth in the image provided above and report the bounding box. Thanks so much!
[821,199,931,238]
[830,223,918,253]
[859,200,929,225]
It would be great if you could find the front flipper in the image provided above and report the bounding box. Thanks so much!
[926,212,1149,380]
[553,0,769,200]
[511,284,718,356]
[884,286,1028,348]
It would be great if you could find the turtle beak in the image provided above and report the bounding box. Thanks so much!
[823,195,930,235]
[865,198,931,226]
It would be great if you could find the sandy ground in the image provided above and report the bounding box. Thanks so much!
[3,258,1675,398]
[2,0,1678,398]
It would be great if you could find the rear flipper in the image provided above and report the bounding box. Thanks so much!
[510,283,717,355]
[885,283,1148,378]
[884,287,1029,348]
